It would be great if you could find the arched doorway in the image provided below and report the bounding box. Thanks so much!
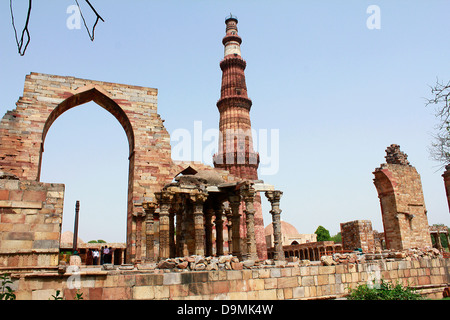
[0,73,176,263]
[40,100,129,243]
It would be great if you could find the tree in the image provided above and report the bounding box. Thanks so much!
[315,226,331,241]
[331,232,342,243]
[425,78,450,168]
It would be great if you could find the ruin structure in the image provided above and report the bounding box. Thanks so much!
[442,164,450,212]
[0,15,449,301]
[340,220,375,253]
[0,15,282,270]
[373,144,432,250]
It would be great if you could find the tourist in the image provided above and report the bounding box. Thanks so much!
[103,246,110,264]
[92,249,100,265]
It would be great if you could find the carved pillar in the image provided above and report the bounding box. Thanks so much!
[134,212,144,263]
[205,207,214,256]
[265,190,284,261]
[155,190,174,259]
[241,184,258,261]
[435,232,443,251]
[225,207,233,254]
[142,201,156,262]
[214,203,224,256]
[190,191,207,256]
[175,198,184,257]
[169,203,177,258]
[229,194,242,260]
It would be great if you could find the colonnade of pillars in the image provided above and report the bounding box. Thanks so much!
[141,185,284,262]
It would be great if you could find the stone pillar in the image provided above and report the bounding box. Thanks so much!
[142,201,156,262]
[155,190,173,259]
[214,203,224,256]
[205,207,214,256]
[229,194,242,260]
[190,192,208,256]
[265,190,284,261]
[175,201,184,257]
[435,232,443,251]
[169,204,176,258]
[225,207,233,254]
[241,184,258,261]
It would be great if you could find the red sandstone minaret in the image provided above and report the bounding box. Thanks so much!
[213,14,259,179]
[213,15,267,260]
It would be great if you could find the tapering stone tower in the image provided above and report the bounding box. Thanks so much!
[213,15,267,260]
[213,14,259,178]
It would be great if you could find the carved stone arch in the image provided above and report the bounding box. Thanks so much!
[39,85,135,180]
[0,73,175,264]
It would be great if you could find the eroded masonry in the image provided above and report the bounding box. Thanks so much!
[0,15,449,300]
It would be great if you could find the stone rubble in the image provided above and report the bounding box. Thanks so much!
[319,247,444,266]
[138,246,446,271]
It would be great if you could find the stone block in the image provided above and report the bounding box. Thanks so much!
[163,273,181,285]
[133,286,155,300]
[277,276,299,289]
[270,268,281,278]
[301,276,315,286]
[247,279,264,291]
[258,289,277,300]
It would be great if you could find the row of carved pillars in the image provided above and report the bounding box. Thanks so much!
[140,187,284,262]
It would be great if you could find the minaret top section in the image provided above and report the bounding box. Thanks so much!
[223,14,242,57]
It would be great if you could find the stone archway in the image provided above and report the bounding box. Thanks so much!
[373,144,432,251]
[0,73,175,263]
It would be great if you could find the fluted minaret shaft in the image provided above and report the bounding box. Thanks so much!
[213,15,259,180]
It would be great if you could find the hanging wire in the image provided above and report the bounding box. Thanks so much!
[75,0,105,41]
[10,0,32,56]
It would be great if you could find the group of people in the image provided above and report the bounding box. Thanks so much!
[90,246,113,265]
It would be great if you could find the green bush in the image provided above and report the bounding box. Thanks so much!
[0,273,16,300]
[348,279,423,300]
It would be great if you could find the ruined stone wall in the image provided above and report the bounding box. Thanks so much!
[442,165,450,212]
[11,258,450,300]
[373,145,432,250]
[340,220,375,253]
[0,176,64,269]
[0,73,176,263]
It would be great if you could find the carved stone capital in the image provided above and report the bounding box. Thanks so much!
[265,190,283,203]
[155,190,174,204]
[189,190,208,204]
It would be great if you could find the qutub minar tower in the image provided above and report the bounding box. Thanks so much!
[213,15,267,259]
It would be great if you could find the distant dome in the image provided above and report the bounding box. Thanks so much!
[60,231,84,245]
[264,221,299,236]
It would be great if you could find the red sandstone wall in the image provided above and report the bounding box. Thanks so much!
[373,163,432,250]
[0,73,176,263]
[11,258,450,300]
[0,177,64,269]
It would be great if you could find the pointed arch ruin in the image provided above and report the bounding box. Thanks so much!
[0,73,174,264]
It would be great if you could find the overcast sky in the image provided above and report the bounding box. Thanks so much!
[1,1,449,243]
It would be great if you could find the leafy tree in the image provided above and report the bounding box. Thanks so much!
[425,78,450,167]
[331,232,342,243]
[315,226,331,241]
